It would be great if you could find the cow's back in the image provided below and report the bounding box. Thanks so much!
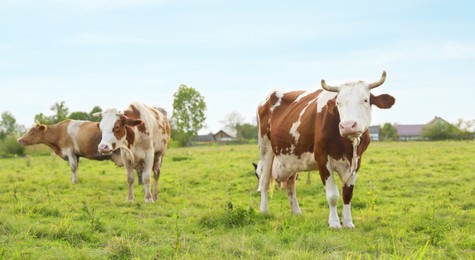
[126,102,170,153]
[259,90,321,160]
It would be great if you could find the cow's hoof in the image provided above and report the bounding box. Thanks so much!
[144,198,154,203]
[329,221,342,229]
[127,198,134,203]
[343,222,355,228]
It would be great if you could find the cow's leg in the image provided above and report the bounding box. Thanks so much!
[325,174,341,228]
[136,163,143,185]
[124,160,135,202]
[286,174,301,214]
[141,152,155,203]
[151,153,163,201]
[258,144,273,213]
[68,154,79,184]
[341,173,357,228]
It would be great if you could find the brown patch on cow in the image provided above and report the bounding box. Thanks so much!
[370,94,395,109]
[342,185,354,204]
[125,125,136,148]
[124,106,147,134]
[325,97,337,114]
[259,90,319,157]
[77,121,106,156]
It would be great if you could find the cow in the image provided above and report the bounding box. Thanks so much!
[94,102,170,203]
[17,120,124,183]
[257,71,395,228]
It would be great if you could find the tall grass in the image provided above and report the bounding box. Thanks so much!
[0,141,474,258]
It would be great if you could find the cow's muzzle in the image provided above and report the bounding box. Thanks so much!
[339,121,363,138]
[98,143,113,155]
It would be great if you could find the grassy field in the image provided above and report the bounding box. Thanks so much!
[0,141,474,259]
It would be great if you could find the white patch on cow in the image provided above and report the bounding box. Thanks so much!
[275,151,317,174]
[67,120,86,152]
[294,90,313,103]
[270,91,283,112]
[324,174,341,228]
[289,97,318,144]
[316,91,337,113]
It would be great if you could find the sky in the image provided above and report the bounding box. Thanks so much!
[1,0,474,134]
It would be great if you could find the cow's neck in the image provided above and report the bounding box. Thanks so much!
[41,124,64,156]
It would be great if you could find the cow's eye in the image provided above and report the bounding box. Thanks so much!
[364,99,369,103]
[113,126,120,132]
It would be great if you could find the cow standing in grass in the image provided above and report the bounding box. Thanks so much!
[95,102,170,202]
[257,71,395,228]
[17,120,124,183]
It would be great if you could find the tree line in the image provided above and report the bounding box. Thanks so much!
[1,84,474,155]
[0,84,258,155]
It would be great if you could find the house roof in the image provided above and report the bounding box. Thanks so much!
[395,124,425,136]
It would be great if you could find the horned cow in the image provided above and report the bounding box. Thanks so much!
[257,71,395,228]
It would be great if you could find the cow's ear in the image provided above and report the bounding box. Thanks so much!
[326,98,337,114]
[371,94,395,109]
[38,125,47,132]
[124,118,143,127]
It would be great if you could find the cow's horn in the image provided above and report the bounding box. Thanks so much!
[35,120,41,125]
[368,71,387,89]
[92,112,102,117]
[321,79,341,92]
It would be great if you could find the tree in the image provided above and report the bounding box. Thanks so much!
[34,113,54,125]
[421,121,461,140]
[69,111,90,120]
[379,123,398,141]
[235,123,258,140]
[221,112,245,132]
[0,111,17,139]
[89,106,103,122]
[50,101,69,123]
[172,84,207,146]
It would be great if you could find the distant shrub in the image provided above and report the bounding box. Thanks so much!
[0,135,24,156]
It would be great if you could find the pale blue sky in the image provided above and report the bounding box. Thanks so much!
[1,0,474,133]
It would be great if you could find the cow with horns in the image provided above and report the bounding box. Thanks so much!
[256,71,395,228]
[94,102,170,202]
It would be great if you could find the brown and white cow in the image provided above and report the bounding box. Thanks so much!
[94,102,170,203]
[257,71,395,228]
[17,120,123,183]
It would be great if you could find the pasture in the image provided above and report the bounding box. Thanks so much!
[0,141,474,259]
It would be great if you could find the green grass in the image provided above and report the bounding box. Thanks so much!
[0,141,474,259]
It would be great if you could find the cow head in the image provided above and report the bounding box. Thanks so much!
[17,123,47,146]
[321,71,395,139]
[94,109,143,155]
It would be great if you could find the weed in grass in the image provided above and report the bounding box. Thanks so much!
[170,213,182,258]
[106,236,134,259]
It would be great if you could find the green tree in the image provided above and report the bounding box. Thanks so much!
[422,121,462,140]
[50,101,69,123]
[172,84,207,146]
[69,111,90,120]
[0,111,17,139]
[235,123,258,140]
[89,106,103,122]
[379,123,398,141]
[34,113,54,125]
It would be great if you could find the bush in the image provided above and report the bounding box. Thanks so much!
[0,135,24,156]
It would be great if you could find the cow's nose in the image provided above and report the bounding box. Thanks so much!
[98,144,111,154]
[339,121,358,136]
